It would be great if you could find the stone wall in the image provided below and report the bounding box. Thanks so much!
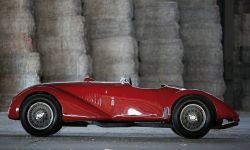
[84,0,139,85]
[134,0,184,88]
[1,0,250,112]
[0,0,40,111]
[178,0,225,100]
[233,0,250,110]
[34,0,91,82]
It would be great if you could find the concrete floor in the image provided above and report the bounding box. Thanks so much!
[0,112,250,150]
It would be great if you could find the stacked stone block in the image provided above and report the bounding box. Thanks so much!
[178,0,225,99]
[134,0,184,88]
[241,14,250,110]
[84,0,139,85]
[0,0,40,111]
[34,0,91,82]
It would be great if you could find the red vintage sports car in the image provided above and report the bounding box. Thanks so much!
[8,77,239,139]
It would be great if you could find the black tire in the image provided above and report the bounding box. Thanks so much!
[171,127,181,136]
[172,95,215,139]
[20,93,62,136]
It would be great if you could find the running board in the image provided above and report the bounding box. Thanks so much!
[63,121,88,127]
[134,122,172,128]
[63,121,172,128]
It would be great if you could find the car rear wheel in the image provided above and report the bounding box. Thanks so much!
[172,95,215,139]
[20,93,62,136]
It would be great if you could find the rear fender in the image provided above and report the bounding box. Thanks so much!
[8,85,110,122]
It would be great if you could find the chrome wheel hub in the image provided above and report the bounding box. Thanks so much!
[27,102,54,130]
[180,104,206,132]
[35,111,45,120]
[189,114,198,122]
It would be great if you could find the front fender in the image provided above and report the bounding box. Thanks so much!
[166,90,239,122]
[8,85,110,122]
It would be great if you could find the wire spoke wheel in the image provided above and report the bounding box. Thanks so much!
[21,94,62,136]
[180,104,206,132]
[27,102,54,130]
[172,96,215,139]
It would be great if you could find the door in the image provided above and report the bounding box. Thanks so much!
[108,84,163,121]
[83,84,114,117]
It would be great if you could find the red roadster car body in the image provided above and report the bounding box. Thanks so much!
[8,77,239,138]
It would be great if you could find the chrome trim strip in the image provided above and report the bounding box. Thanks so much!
[163,107,169,120]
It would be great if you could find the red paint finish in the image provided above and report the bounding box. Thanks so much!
[8,79,239,124]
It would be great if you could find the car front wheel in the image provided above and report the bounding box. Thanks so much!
[172,95,215,139]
